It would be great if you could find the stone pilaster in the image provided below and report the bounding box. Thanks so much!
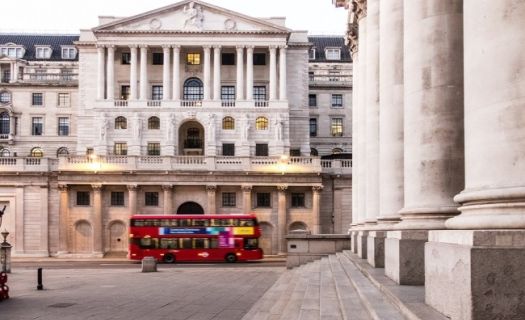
[162,184,173,215]
[91,184,103,256]
[278,46,287,101]
[127,184,138,216]
[162,45,171,100]
[129,45,138,100]
[106,45,115,100]
[58,184,69,254]
[139,45,148,100]
[236,46,244,100]
[277,185,288,254]
[246,46,254,100]
[172,45,181,100]
[206,185,217,214]
[311,186,323,234]
[242,185,252,214]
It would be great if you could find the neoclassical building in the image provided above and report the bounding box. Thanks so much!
[336,0,525,319]
[0,0,352,257]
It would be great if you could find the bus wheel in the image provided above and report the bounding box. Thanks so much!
[164,253,175,263]
[225,253,237,263]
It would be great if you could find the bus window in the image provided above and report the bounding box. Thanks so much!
[210,238,219,248]
[140,237,158,249]
[160,238,179,249]
[211,219,220,226]
[144,219,159,227]
[133,219,145,227]
[181,238,192,249]
[193,219,209,227]
[239,219,254,227]
[168,219,178,227]
[193,238,208,249]
[244,238,258,249]
[231,219,240,226]
[180,219,191,227]
[160,219,170,227]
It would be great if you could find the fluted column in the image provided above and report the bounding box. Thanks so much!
[97,45,105,100]
[162,184,173,215]
[106,45,115,100]
[129,46,138,100]
[203,46,211,100]
[162,45,171,100]
[269,46,277,100]
[398,0,464,229]
[139,45,148,100]
[92,184,103,255]
[172,45,181,100]
[279,46,287,100]
[277,185,288,254]
[213,45,221,100]
[58,184,69,254]
[242,185,252,214]
[236,46,244,100]
[9,114,15,139]
[127,184,138,216]
[206,185,217,214]
[312,186,323,234]
[246,46,254,100]
[12,62,18,82]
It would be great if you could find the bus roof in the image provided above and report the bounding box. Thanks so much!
[130,214,258,219]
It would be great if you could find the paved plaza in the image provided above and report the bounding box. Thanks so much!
[1,263,284,320]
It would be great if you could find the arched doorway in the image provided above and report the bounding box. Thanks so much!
[179,120,204,155]
[177,201,204,214]
[259,222,274,255]
[289,221,309,232]
[108,220,127,252]
[73,220,93,253]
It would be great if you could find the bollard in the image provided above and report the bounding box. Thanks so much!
[0,271,7,301]
[141,256,157,272]
[37,268,43,290]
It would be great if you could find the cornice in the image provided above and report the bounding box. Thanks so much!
[93,30,289,35]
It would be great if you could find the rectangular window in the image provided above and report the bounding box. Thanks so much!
[255,143,269,156]
[222,192,236,207]
[145,192,159,206]
[256,193,271,207]
[290,149,301,157]
[310,118,317,137]
[325,48,341,60]
[221,86,235,101]
[222,143,235,156]
[291,193,305,207]
[221,53,235,65]
[35,69,46,80]
[253,86,267,101]
[331,94,343,108]
[58,93,70,107]
[76,191,90,206]
[331,118,344,137]
[147,142,161,156]
[121,52,131,65]
[35,47,51,59]
[152,52,163,65]
[32,93,43,106]
[187,53,201,65]
[31,117,43,136]
[253,53,266,65]
[58,117,70,136]
[61,47,77,59]
[2,70,10,83]
[111,192,125,206]
[114,142,128,155]
[61,69,73,81]
[152,86,163,100]
[309,94,317,107]
[309,71,314,81]
[121,85,130,100]
[309,49,316,60]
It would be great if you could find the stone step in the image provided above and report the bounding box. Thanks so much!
[319,257,344,319]
[298,259,321,320]
[337,252,405,320]
[280,261,314,319]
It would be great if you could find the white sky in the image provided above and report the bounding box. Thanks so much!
[0,0,347,35]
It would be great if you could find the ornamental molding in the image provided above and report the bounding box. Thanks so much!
[161,184,173,191]
[312,185,324,193]
[91,184,103,191]
[241,185,253,192]
[354,0,367,21]
[127,184,138,191]
[277,185,288,192]
[206,185,217,192]
[58,184,68,192]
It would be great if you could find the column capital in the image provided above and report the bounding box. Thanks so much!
[278,45,287,50]
[139,44,148,49]
[172,44,181,50]
[162,44,171,49]
[127,184,138,191]
[242,185,252,192]
[58,184,68,192]
[206,185,217,192]
[96,44,106,49]
[106,44,116,50]
[353,0,367,21]
[312,185,324,193]
[128,44,138,49]
[203,45,212,50]
[277,185,288,192]
[246,45,255,51]
[269,45,278,51]
[213,45,222,49]
[161,184,173,191]
[91,184,103,191]
[236,45,245,50]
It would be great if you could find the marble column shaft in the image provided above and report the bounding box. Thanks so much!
[172,46,181,100]
[139,46,148,100]
[106,46,115,100]
[203,46,211,100]
[213,46,221,100]
[162,46,171,100]
[356,14,368,225]
[129,46,138,100]
[279,46,287,100]
[97,46,105,100]
[246,46,254,100]
[236,46,244,100]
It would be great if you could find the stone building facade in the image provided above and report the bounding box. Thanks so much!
[335,0,525,319]
[0,0,352,258]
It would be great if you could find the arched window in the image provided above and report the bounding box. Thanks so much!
[0,112,9,135]
[255,117,268,130]
[0,91,11,104]
[183,78,203,100]
[0,148,10,157]
[148,116,160,130]
[222,116,235,130]
[310,148,318,156]
[57,147,69,157]
[332,148,343,154]
[31,147,44,158]
[115,116,127,129]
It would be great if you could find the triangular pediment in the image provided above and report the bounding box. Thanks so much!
[93,0,290,34]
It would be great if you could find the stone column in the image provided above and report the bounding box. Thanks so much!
[278,46,287,100]
[127,184,138,216]
[12,62,18,82]
[311,186,323,234]
[14,186,24,254]
[97,45,105,100]
[426,2,525,319]
[40,186,49,255]
[277,185,288,254]
[269,46,277,100]
[236,46,244,100]
[162,184,173,215]
[58,184,69,254]
[350,18,360,254]
[246,46,254,100]
[139,45,149,100]
[162,45,171,100]
[203,46,211,100]
[92,184,103,256]
[206,185,217,214]
[106,45,115,100]
[172,45,181,100]
[242,185,252,214]
[9,114,15,139]
[213,45,221,101]
[129,45,138,100]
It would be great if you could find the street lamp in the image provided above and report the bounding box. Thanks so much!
[0,229,11,273]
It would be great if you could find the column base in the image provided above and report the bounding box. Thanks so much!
[351,231,359,253]
[426,230,525,320]
[385,230,428,285]
[357,230,369,259]
[367,231,386,268]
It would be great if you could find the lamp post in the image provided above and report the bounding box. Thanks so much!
[0,230,12,273]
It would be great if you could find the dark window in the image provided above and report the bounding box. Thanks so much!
[76,191,90,206]
[32,93,43,106]
[290,149,301,157]
[183,78,203,100]
[221,86,235,101]
[145,192,159,206]
[253,86,267,101]
[114,143,128,155]
[309,118,317,137]
[111,192,125,206]
[256,193,271,207]
[152,85,163,100]
[152,52,163,65]
[310,148,318,156]
[309,94,317,107]
[0,91,11,104]
[255,143,269,156]
[222,192,236,207]
[0,112,10,135]
[58,117,69,136]
[222,143,235,156]
[121,52,131,65]
[57,147,69,157]
[221,53,235,65]
[291,193,305,207]
[148,117,160,129]
[309,72,314,81]
[253,53,266,65]
[331,94,343,108]
[121,85,130,100]
[147,142,161,156]
[115,116,127,129]
[32,117,43,135]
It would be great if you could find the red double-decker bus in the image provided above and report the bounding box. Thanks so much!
[129,214,263,263]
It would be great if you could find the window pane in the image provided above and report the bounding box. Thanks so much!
[331,94,343,107]
[222,143,235,156]
[253,86,266,101]
[152,52,163,65]
[309,118,317,137]
[32,93,43,106]
[331,118,343,137]
[121,86,130,100]
[121,52,131,65]
[115,117,127,129]
[256,193,271,207]
[291,193,305,207]
[221,53,235,65]
[58,117,70,136]
[76,191,90,206]
[308,94,317,107]
[222,192,236,207]
[187,53,201,65]
[114,143,128,155]
[183,78,203,100]
[253,53,266,65]
[255,117,268,130]
[255,144,268,156]
[222,116,235,130]
[152,86,163,100]
[147,142,161,156]
[32,117,43,135]
[145,192,159,206]
[221,86,235,101]
[148,117,160,129]
[58,93,70,106]
[111,192,125,206]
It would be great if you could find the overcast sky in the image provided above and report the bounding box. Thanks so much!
[0,0,347,35]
